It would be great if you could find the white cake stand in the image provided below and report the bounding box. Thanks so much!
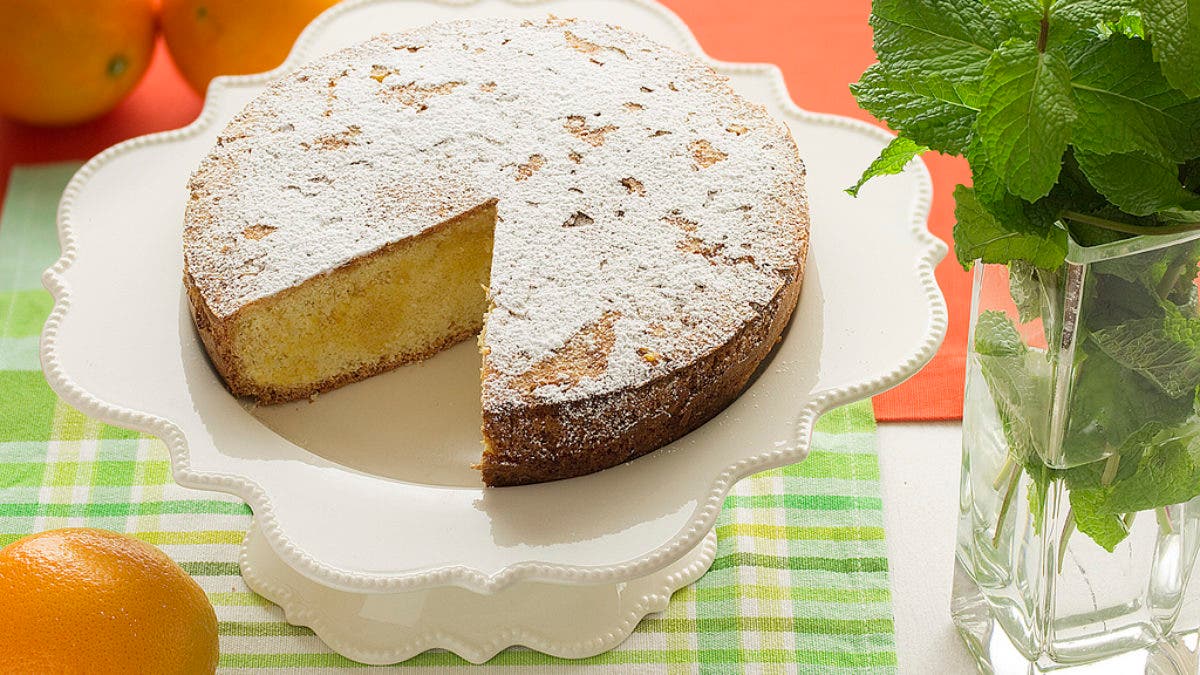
[41,0,945,664]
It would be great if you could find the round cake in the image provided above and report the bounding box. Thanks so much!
[183,17,809,486]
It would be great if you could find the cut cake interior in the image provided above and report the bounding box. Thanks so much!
[213,203,497,403]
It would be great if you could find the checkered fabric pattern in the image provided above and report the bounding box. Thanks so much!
[0,163,896,673]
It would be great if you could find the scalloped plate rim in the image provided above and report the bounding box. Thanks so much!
[40,0,946,595]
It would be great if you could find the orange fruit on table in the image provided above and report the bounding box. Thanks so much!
[162,0,340,94]
[0,528,219,674]
[0,0,157,126]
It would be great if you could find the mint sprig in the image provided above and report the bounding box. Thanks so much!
[850,0,1200,263]
[845,137,929,197]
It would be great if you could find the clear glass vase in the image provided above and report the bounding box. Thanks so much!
[953,230,1200,673]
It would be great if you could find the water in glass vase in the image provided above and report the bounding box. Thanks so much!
[953,233,1200,673]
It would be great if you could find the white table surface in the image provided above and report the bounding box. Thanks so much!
[876,421,977,674]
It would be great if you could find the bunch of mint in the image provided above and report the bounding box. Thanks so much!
[850,0,1200,551]
[849,0,1200,267]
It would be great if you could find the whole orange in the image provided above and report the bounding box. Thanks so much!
[0,528,219,674]
[162,0,339,93]
[0,0,156,126]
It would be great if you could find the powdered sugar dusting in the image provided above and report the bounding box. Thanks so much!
[184,18,808,410]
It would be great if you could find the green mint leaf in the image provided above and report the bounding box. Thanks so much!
[974,311,1054,468]
[1084,262,1174,330]
[1025,460,1055,534]
[981,0,1044,23]
[1099,424,1200,513]
[1068,34,1200,162]
[851,64,978,155]
[1140,0,1200,96]
[976,40,1076,200]
[975,310,1029,355]
[1062,347,1194,463]
[1091,305,1200,397]
[854,0,1013,154]
[985,0,1139,46]
[1009,261,1044,324]
[1100,10,1147,36]
[1051,0,1142,30]
[984,0,1136,28]
[1067,423,1200,537]
[846,136,929,197]
[1075,149,1197,215]
[1039,150,1130,246]
[1158,203,1200,224]
[1069,488,1131,551]
[1042,149,1110,212]
[872,0,1011,52]
[1009,260,1062,326]
[984,0,1051,26]
[965,137,1020,209]
[1063,422,1162,490]
[1038,151,1112,244]
[953,184,1069,268]
[964,135,1089,211]
[979,350,1054,464]
[871,0,1010,106]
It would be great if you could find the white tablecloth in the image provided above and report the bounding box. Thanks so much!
[877,422,976,673]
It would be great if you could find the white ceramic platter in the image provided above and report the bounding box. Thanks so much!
[42,0,945,663]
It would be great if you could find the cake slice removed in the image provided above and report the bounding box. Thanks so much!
[186,202,496,404]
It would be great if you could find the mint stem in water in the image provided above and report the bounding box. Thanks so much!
[1101,452,1121,485]
[993,454,1017,491]
[1058,506,1075,573]
[1156,259,1189,299]
[1157,507,1175,535]
[994,466,1022,547]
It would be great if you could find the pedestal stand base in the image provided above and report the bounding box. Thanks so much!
[240,522,718,664]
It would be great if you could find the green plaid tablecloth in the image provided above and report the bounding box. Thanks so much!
[0,163,897,673]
